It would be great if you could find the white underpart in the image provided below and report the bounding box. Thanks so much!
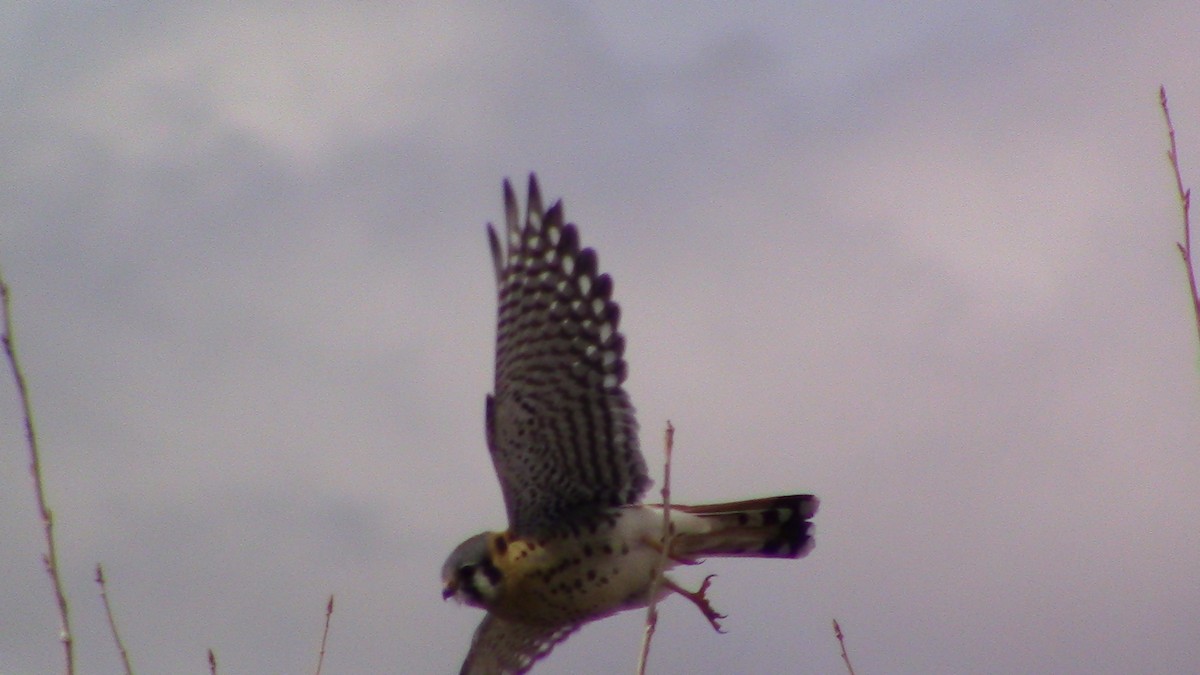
[469,568,500,603]
[604,505,714,607]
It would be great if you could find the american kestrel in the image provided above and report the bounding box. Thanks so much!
[441,175,819,674]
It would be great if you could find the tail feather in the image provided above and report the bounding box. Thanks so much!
[666,494,818,560]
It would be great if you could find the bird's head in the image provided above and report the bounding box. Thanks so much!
[441,532,504,608]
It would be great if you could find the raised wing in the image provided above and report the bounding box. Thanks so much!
[459,615,579,675]
[485,175,650,536]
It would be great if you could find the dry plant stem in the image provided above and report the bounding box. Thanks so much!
[314,595,334,675]
[1160,86,1200,348]
[0,267,75,675]
[96,564,134,675]
[833,619,857,675]
[635,421,675,675]
[207,649,217,675]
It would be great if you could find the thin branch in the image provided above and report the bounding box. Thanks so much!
[833,619,857,675]
[96,564,134,675]
[314,595,334,675]
[1160,85,1200,348]
[1,265,75,674]
[207,649,217,675]
[636,421,675,675]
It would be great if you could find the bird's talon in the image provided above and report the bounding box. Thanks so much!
[666,575,726,633]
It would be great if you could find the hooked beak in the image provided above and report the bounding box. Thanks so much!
[442,580,457,601]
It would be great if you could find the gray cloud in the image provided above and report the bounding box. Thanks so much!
[2,2,1199,673]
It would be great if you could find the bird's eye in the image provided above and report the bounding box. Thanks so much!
[458,564,476,580]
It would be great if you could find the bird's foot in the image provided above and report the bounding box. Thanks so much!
[665,574,726,633]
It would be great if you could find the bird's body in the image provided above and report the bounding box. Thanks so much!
[458,507,664,627]
[441,175,819,674]
[449,495,815,628]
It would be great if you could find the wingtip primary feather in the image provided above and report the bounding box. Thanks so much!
[504,177,521,252]
[487,224,504,282]
[525,173,543,229]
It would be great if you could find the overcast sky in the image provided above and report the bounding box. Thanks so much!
[2,3,1199,674]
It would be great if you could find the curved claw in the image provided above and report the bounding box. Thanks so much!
[665,574,727,633]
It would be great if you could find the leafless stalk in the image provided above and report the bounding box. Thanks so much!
[314,595,334,675]
[1160,86,1200,348]
[207,649,217,675]
[1,265,75,674]
[833,619,857,675]
[96,564,134,674]
[635,421,675,675]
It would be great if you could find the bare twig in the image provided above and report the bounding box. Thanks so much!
[207,649,217,675]
[314,595,334,675]
[833,619,857,675]
[96,564,134,675]
[636,421,675,675]
[1160,86,1200,349]
[1,265,75,674]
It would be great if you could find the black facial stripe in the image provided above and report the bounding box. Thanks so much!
[457,564,476,584]
[480,556,503,585]
[461,579,484,603]
[457,565,484,602]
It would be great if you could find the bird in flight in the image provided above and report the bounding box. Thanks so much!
[441,175,819,674]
